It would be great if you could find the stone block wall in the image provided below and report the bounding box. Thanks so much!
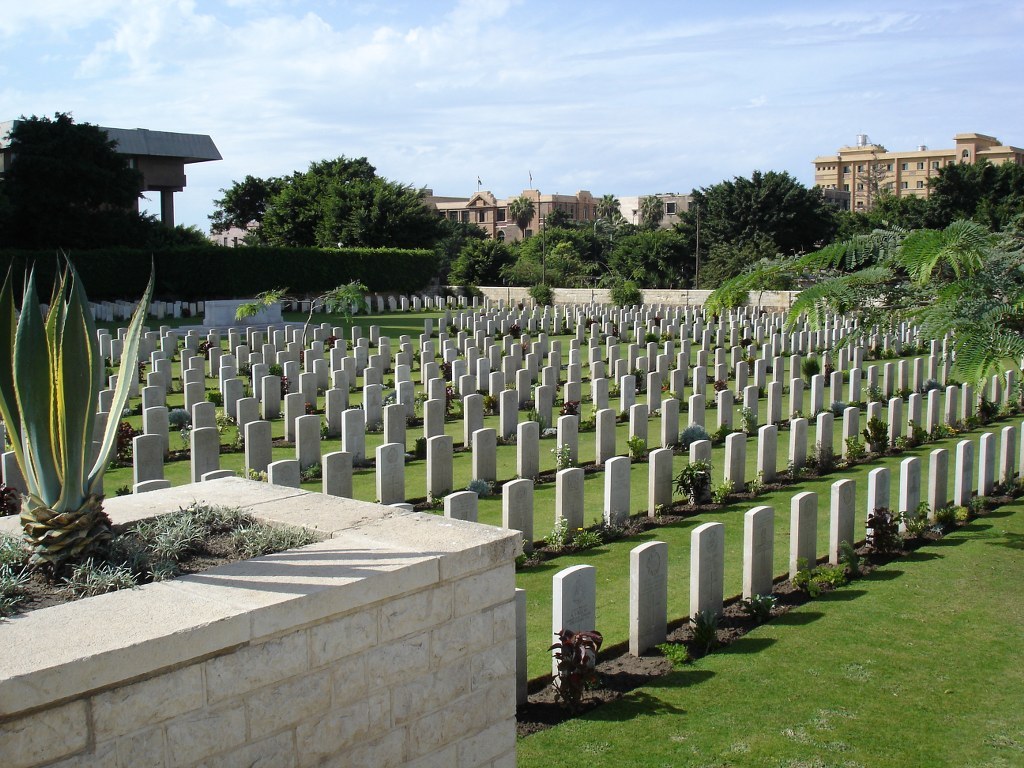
[0,480,520,768]
[470,285,797,311]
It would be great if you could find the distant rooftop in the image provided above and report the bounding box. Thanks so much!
[0,120,221,164]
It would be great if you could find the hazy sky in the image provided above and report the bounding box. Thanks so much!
[4,1,1023,231]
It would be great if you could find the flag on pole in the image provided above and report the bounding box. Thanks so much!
[528,170,533,187]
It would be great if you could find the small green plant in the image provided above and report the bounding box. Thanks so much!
[207,391,224,407]
[656,642,691,668]
[866,507,902,554]
[839,540,861,578]
[572,527,603,550]
[711,480,733,505]
[690,610,720,654]
[739,406,757,435]
[953,505,972,523]
[544,518,571,552]
[467,478,494,497]
[740,593,777,622]
[230,522,321,559]
[552,443,576,470]
[627,435,647,462]
[902,502,931,537]
[679,424,711,451]
[414,436,428,460]
[746,471,766,497]
[791,558,849,597]
[844,437,866,462]
[801,357,821,382]
[63,558,139,597]
[933,505,957,529]
[299,462,322,483]
[675,460,713,505]
[862,417,889,452]
[247,468,268,482]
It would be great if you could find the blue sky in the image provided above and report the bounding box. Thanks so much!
[3,0,1023,231]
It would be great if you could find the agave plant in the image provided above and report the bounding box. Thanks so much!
[0,263,153,570]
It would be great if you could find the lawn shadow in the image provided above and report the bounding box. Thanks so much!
[644,667,716,691]
[770,610,825,626]
[584,689,690,722]
[722,636,777,655]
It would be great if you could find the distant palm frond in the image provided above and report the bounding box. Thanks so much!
[786,266,893,329]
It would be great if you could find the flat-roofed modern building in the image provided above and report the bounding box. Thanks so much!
[0,120,221,226]
[813,132,1024,211]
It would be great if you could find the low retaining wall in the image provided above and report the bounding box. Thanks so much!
[0,479,521,768]
[472,286,798,311]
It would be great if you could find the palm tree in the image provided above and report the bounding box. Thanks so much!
[640,196,665,230]
[508,195,536,238]
[596,194,621,222]
[704,218,1023,385]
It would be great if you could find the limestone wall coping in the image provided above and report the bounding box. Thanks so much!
[0,478,520,718]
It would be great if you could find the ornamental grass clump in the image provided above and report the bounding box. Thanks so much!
[0,262,153,573]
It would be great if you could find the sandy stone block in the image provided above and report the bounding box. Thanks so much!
[205,630,308,703]
[456,719,515,768]
[295,692,390,768]
[469,638,517,690]
[114,725,164,768]
[430,611,494,668]
[336,728,406,768]
[331,650,369,702]
[46,741,116,768]
[309,608,378,666]
[245,670,331,735]
[192,731,295,768]
[366,633,430,687]
[488,749,518,768]
[165,703,247,768]
[0,700,89,768]
[491,598,516,641]
[92,664,204,740]
[453,565,514,617]
[391,665,471,724]
[380,585,453,642]
[405,744,457,768]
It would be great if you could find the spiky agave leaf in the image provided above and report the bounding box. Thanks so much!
[0,269,27,487]
[86,265,153,492]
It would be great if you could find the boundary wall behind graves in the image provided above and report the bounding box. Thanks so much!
[472,286,798,311]
[0,479,520,768]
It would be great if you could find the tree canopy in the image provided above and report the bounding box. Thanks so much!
[210,156,444,249]
[0,113,191,250]
[675,170,837,287]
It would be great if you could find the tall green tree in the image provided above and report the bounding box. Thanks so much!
[0,113,154,249]
[676,170,837,286]
[926,160,1024,231]
[639,195,665,230]
[508,195,536,237]
[448,238,514,286]
[209,174,282,233]
[607,229,691,287]
[595,194,622,222]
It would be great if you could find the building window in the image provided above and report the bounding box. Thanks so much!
[857,164,864,172]
[843,184,849,192]
[931,161,940,169]
[901,162,909,171]
[666,202,676,215]
[496,231,505,242]
[901,181,908,189]
[916,161,925,170]
[856,201,864,208]
[916,180,925,189]
[524,229,533,238]
[496,208,506,222]
[461,211,469,223]
[886,163,893,171]
[477,210,486,223]
[962,149,970,159]
[843,165,850,173]
[856,183,864,191]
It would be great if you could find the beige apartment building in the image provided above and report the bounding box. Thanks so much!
[814,132,1024,211]
[428,189,691,240]
[429,189,597,241]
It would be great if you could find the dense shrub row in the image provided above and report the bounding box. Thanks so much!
[0,246,439,300]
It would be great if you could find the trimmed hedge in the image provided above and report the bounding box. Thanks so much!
[0,246,439,301]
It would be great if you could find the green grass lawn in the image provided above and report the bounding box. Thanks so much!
[517,500,1024,768]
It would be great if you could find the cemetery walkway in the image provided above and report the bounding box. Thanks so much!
[517,500,1024,767]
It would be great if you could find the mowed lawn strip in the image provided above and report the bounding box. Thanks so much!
[517,500,1024,768]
